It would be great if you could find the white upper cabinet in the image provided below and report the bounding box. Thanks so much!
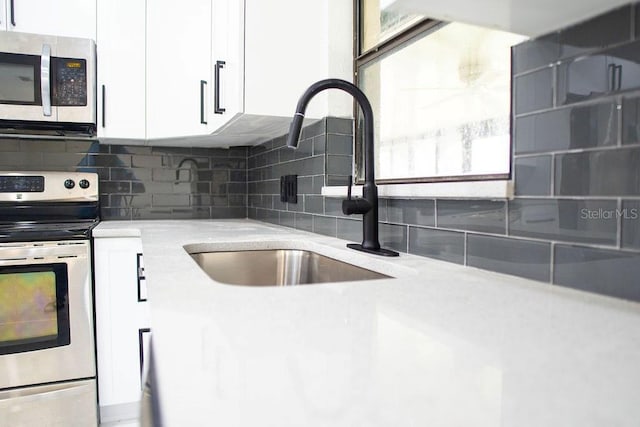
[208,0,354,144]
[208,0,244,132]
[146,0,213,139]
[1,0,96,39]
[96,0,146,140]
[392,0,632,37]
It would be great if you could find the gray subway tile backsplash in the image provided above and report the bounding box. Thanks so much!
[512,34,560,75]
[557,5,632,59]
[467,235,551,282]
[387,199,435,227]
[514,102,618,154]
[408,227,465,265]
[437,200,506,234]
[514,68,554,114]
[621,200,640,250]
[508,199,618,246]
[554,245,640,301]
[313,215,337,237]
[8,5,640,303]
[555,148,640,196]
[514,156,552,196]
[557,39,640,106]
[336,218,362,243]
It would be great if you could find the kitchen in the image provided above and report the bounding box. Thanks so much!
[1,0,640,426]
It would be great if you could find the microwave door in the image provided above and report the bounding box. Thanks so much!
[0,51,57,122]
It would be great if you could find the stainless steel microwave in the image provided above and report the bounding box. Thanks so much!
[0,31,96,136]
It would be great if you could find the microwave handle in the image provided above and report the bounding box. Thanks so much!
[41,44,52,117]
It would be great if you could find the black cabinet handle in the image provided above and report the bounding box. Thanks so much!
[214,60,226,114]
[10,0,15,26]
[200,80,207,124]
[101,85,106,128]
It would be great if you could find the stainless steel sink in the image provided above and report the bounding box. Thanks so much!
[190,249,390,286]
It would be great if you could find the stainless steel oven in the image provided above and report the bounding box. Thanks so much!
[0,32,96,136]
[0,171,99,426]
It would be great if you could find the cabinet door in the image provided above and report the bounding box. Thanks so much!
[209,0,244,132]
[5,0,96,39]
[94,237,150,423]
[0,0,6,31]
[97,0,146,140]
[146,0,212,139]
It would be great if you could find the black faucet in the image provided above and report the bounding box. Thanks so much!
[286,78,399,257]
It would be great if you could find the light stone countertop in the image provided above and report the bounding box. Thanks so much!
[94,219,640,427]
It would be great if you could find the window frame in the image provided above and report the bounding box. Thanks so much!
[352,0,513,186]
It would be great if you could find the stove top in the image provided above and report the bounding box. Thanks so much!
[0,171,100,242]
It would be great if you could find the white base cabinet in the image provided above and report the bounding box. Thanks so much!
[94,236,151,424]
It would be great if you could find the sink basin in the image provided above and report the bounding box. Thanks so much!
[190,249,390,286]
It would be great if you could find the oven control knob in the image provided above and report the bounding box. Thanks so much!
[64,179,75,189]
[79,179,90,189]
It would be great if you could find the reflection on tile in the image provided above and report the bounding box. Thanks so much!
[437,200,506,234]
[509,199,617,245]
[467,234,551,282]
[555,148,640,196]
[554,245,640,301]
[621,200,640,250]
[408,227,464,264]
[558,5,631,58]
[387,199,435,226]
[622,96,640,144]
[558,40,640,106]
[514,68,554,114]
[512,34,560,74]
[514,156,551,196]
[515,102,618,154]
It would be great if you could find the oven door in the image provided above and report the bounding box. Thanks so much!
[0,240,95,389]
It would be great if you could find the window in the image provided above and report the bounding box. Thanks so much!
[355,1,528,184]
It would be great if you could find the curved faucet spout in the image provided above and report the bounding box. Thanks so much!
[286,79,398,257]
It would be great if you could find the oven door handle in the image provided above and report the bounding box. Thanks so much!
[41,43,52,117]
[0,243,88,262]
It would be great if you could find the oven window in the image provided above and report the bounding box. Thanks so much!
[0,264,70,355]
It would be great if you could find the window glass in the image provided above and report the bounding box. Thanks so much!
[357,21,527,182]
[361,0,424,52]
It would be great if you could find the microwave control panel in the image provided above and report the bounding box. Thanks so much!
[52,58,87,107]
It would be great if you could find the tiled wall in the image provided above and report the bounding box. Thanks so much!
[248,5,640,303]
[0,138,247,220]
[5,4,640,302]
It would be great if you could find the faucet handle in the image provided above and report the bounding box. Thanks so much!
[342,175,371,215]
